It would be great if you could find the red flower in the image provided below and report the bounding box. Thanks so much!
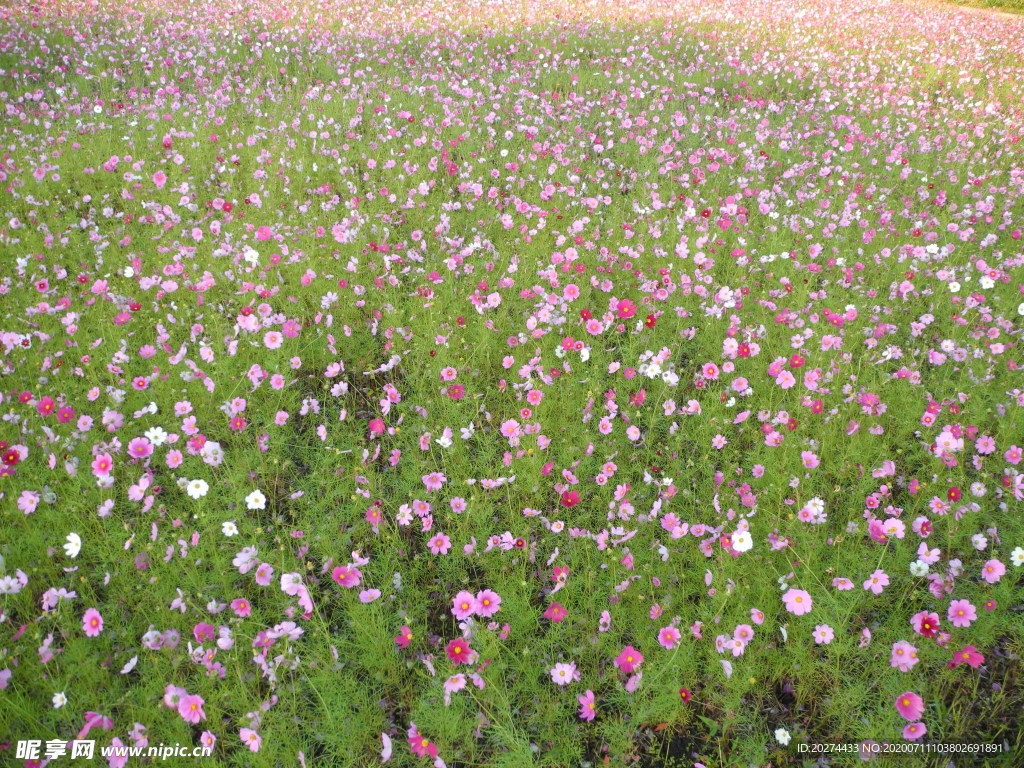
[560,490,580,508]
[644,314,656,328]
[679,688,692,703]
[947,486,961,502]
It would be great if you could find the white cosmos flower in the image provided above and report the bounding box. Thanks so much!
[948,281,961,293]
[144,426,168,446]
[186,479,209,499]
[731,531,753,553]
[909,560,929,577]
[245,490,266,510]
[63,532,82,559]
[775,727,791,746]
[222,520,239,537]
[1010,547,1024,566]
[1017,302,1024,317]
[53,691,67,708]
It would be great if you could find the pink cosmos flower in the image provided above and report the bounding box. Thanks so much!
[127,437,153,459]
[947,599,977,628]
[82,608,104,637]
[331,564,362,588]
[578,689,597,721]
[543,602,567,623]
[863,569,890,595]
[903,722,927,741]
[445,639,473,665]
[782,588,813,615]
[452,591,477,620]
[422,472,447,491]
[981,559,1005,584]
[230,599,251,617]
[948,646,984,669]
[91,452,114,477]
[910,611,940,638]
[443,673,468,704]
[658,627,682,649]
[550,662,580,686]
[395,626,414,649]
[475,589,501,618]
[614,645,644,673]
[894,692,924,721]
[813,625,835,645]
[178,694,206,724]
[890,640,920,672]
[240,728,262,752]
[427,532,452,555]
[407,724,438,759]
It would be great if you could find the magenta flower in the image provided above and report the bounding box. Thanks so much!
[407,724,439,759]
[452,591,477,620]
[127,437,153,459]
[894,692,924,721]
[82,608,104,637]
[947,599,977,628]
[902,722,927,741]
[781,588,813,615]
[543,602,568,623]
[578,689,597,721]
[948,646,984,669]
[91,452,113,477]
[445,639,473,665]
[395,626,413,649]
[910,611,939,638]
[614,645,644,673]
[331,564,362,588]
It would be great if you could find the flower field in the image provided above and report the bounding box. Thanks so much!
[1,0,1023,765]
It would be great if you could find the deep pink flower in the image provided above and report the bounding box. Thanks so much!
[614,645,644,673]
[445,639,473,665]
[948,646,984,669]
[910,611,939,638]
[331,564,362,588]
[395,626,414,649]
[543,602,568,623]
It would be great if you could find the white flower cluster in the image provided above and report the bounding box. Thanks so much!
[637,347,680,385]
